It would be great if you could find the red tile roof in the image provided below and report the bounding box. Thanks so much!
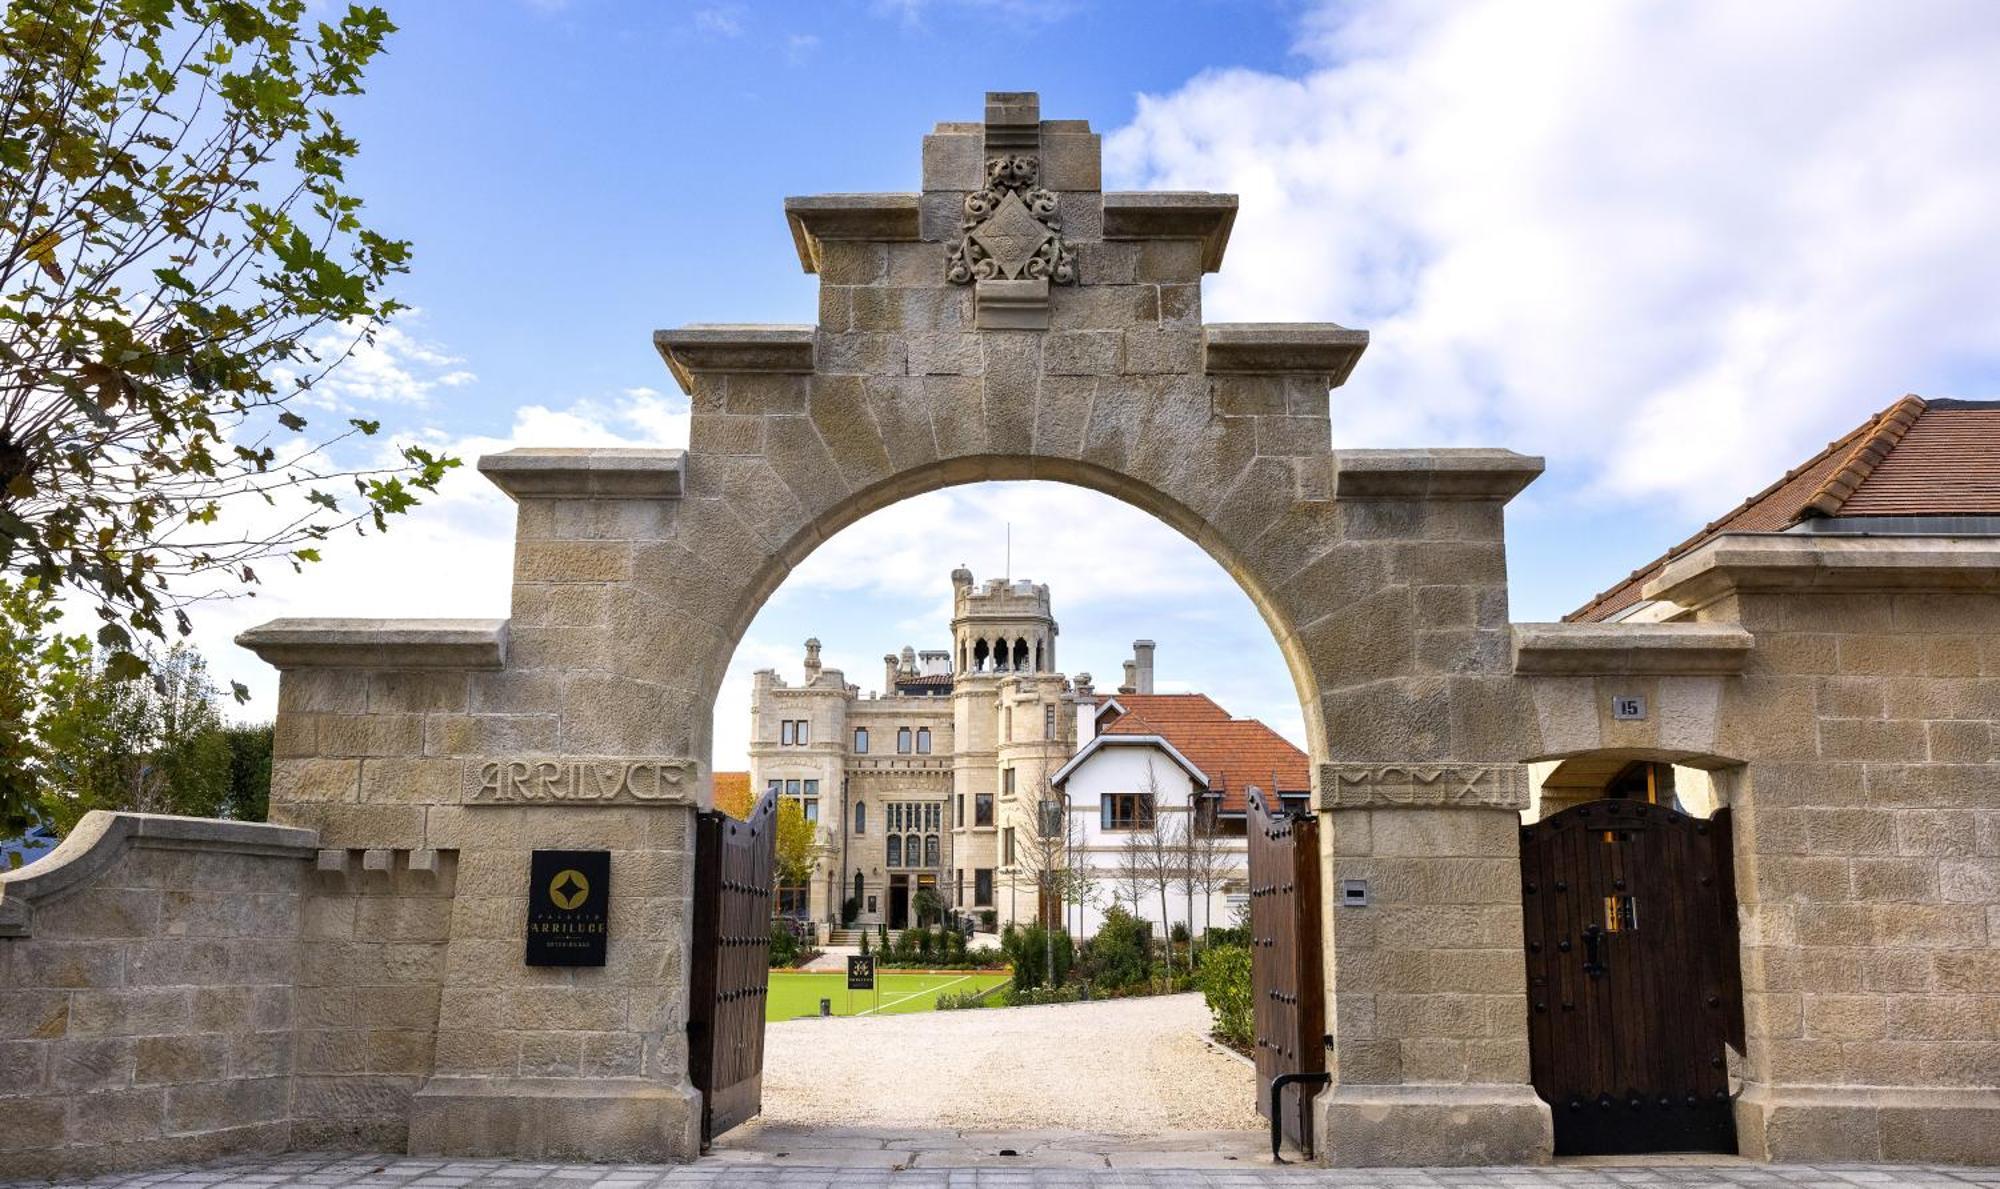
[1569,396,2000,622]
[1096,694,1310,814]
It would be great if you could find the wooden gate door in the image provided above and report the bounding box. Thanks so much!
[688,789,778,1147]
[1519,799,1744,1155]
[1247,788,1327,1155]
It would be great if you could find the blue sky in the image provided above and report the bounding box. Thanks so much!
[203,1,2000,769]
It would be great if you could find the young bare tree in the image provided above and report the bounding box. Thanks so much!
[1132,760,1180,984]
[1171,811,1200,957]
[1187,791,1240,947]
[1115,824,1150,920]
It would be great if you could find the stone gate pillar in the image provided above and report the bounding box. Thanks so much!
[1308,455,1554,1165]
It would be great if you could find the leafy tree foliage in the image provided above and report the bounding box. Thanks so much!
[773,797,823,891]
[221,721,271,821]
[0,576,88,831]
[0,0,456,687]
[33,640,241,833]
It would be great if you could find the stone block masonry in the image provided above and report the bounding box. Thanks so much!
[0,813,317,1179]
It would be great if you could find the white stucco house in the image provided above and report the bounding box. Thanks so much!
[1048,690,1311,938]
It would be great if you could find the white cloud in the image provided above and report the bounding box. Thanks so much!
[284,315,475,410]
[784,33,820,66]
[694,4,745,37]
[203,386,687,718]
[1105,0,2000,514]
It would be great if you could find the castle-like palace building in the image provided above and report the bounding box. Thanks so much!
[748,567,1077,931]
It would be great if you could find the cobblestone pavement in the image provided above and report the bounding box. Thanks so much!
[8,1152,1999,1189]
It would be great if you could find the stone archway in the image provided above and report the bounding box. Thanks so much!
[243,92,1548,1165]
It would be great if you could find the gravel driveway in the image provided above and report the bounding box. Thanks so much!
[751,992,1262,1132]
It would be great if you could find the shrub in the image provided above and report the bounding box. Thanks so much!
[1170,921,1190,946]
[1204,924,1250,949]
[964,946,1003,967]
[1001,921,1074,991]
[1197,943,1254,1050]
[979,909,997,932]
[936,987,991,1011]
[1080,906,1153,991]
[1007,982,1084,1007]
[768,919,800,969]
[859,930,870,955]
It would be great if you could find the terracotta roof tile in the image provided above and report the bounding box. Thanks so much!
[1568,395,2000,622]
[1836,403,2000,516]
[1098,694,1309,814]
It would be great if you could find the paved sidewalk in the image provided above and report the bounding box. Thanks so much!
[8,1152,1999,1189]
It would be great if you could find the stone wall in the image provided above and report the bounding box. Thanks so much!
[1705,579,2000,1163]
[1513,541,2000,1164]
[294,847,457,1150]
[0,813,316,1178]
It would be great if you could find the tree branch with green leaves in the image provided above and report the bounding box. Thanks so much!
[0,0,456,691]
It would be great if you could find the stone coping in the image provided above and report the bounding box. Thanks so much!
[1102,192,1238,272]
[236,618,508,670]
[479,448,685,501]
[784,194,921,273]
[1203,323,1369,384]
[1511,622,1755,676]
[1332,448,1544,501]
[652,324,816,395]
[1645,533,2000,608]
[0,811,318,937]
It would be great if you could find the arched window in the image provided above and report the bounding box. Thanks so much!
[853,871,863,905]
[924,836,939,867]
[904,834,920,867]
[1013,638,1029,670]
[915,727,931,754]
[854,801,866,834]
[972,639,989,671]
[854,727,869,753]
[886,835,901,866]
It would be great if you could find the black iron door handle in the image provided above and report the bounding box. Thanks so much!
[1583,929,1607,977]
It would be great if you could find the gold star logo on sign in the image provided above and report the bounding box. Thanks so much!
[549,868,590,910]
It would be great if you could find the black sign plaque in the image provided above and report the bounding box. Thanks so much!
[526,849,610,966]
[846,954,875,991]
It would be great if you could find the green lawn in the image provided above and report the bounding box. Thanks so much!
[766,970,1010,1022]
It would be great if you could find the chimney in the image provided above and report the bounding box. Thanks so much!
[1119,660,1137,694]
[804,638,822,683]
[1073,673,1097,744]
[1132,639,1155,695]
[883,653,899,695]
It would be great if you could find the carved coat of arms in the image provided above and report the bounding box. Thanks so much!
[946,155,1077,286]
